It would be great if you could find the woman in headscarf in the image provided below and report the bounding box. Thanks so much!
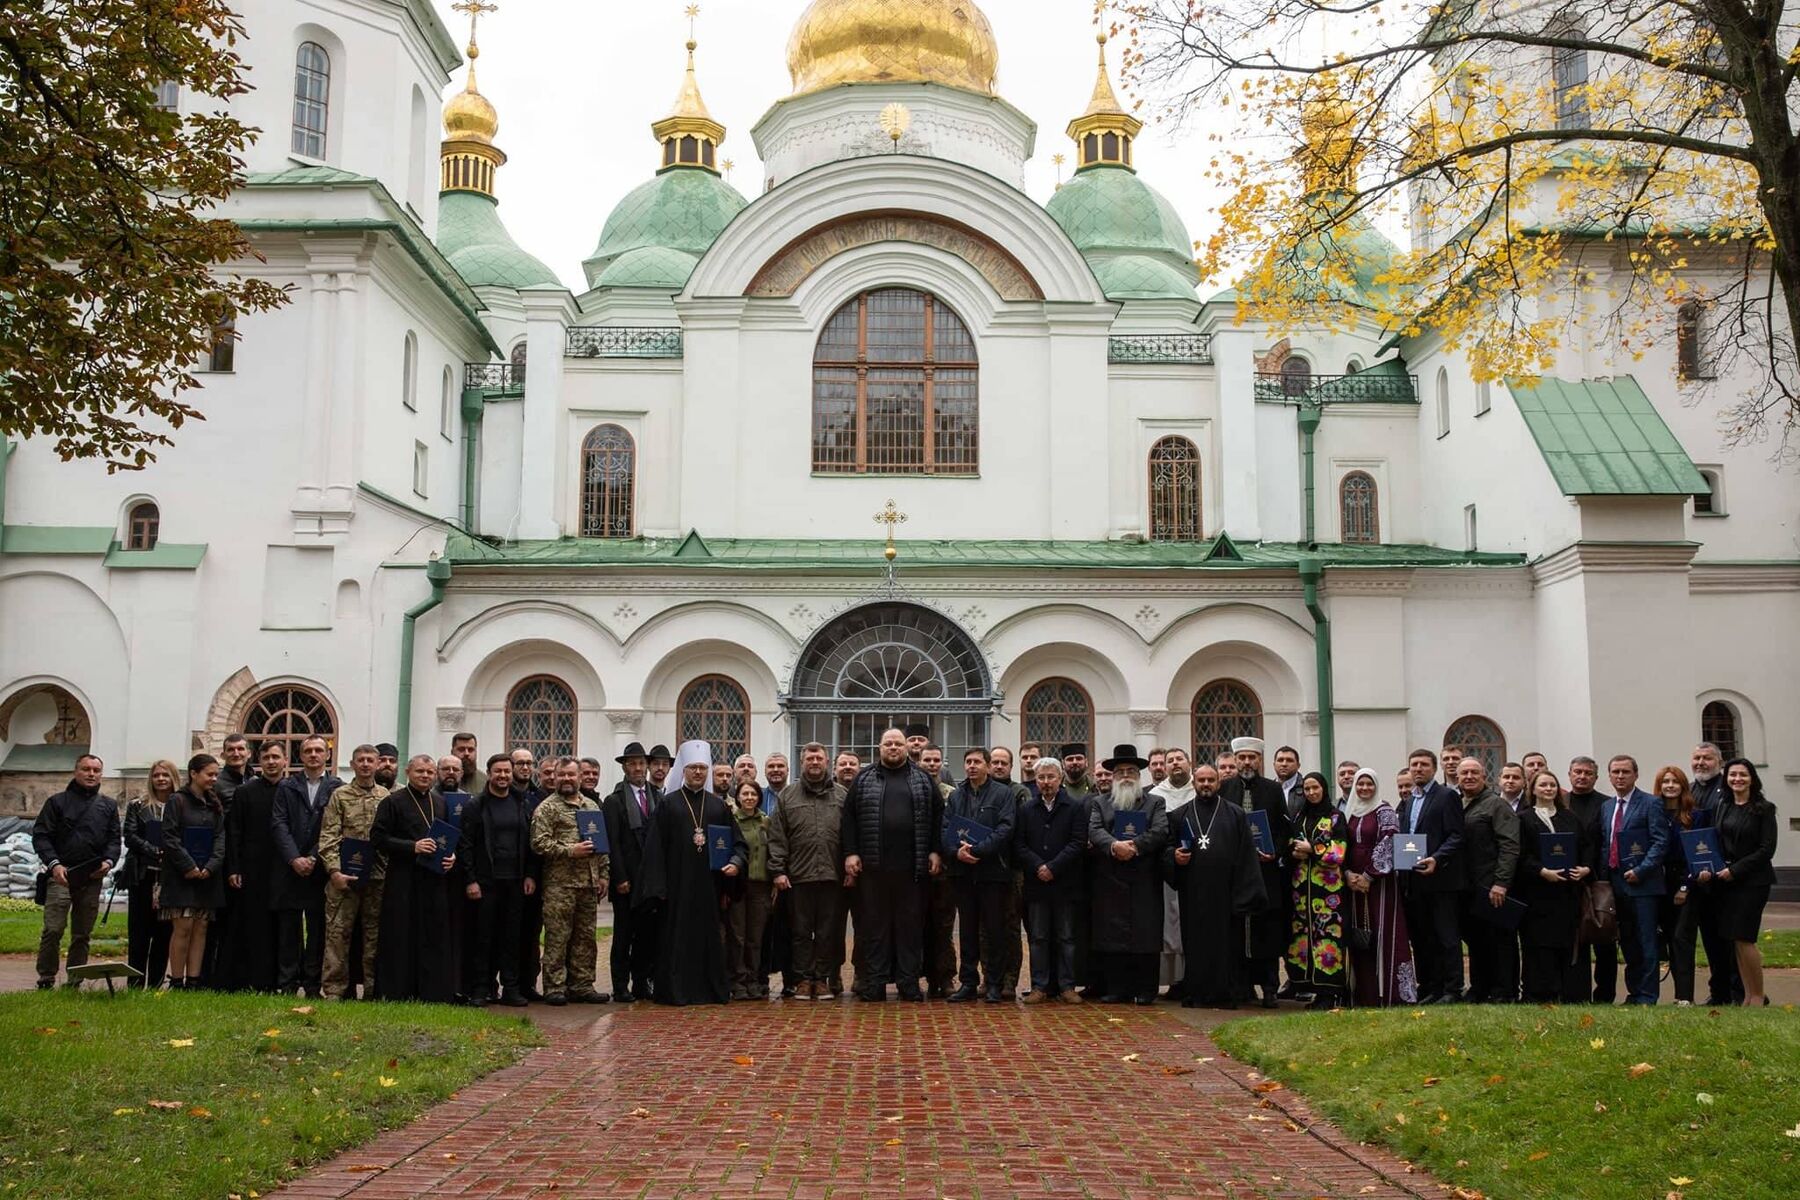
[1341,768,1416,1008]
[1286,771,1349,1009]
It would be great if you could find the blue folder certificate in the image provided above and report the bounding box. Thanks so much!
[1112,809,1148,841]
[1246,808,1274,856]
[1538,832,1577,873]
[707,824,735,871]
[422,819,460,874]
[576,810,609,855]
[1680,828,1721,875]
[441,791,471,828]
[950,815,993,848]
[181,825,215,866]
[339,836,373,882]
[1393,834,1427,870]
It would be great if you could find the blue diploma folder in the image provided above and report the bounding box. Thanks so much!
[950,815,993,848]
[1393,834,1427,870]
[1112,809,1148,841]
[338,836,372,882]
[441,791,471,828]
[422,819,460,875]
[576,810,609,855]
[181,825,215,866]
[1538,832,1577,872]
[1680,827,1721,875]
[1468,893,1528,930]
[1245,808,1274,856]
[707,824,735,871]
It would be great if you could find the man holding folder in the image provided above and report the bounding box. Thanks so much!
[318,743,387,1000]
[530,759,609,1006]
[940,748,1017,1003]
[1601,755,1669,1005]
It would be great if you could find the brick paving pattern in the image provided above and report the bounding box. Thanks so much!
[273,1002,1436,1200]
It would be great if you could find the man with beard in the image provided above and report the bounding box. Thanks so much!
[769,742,845,999]
[1564,755,1616,1003]
[1086,745,1168,1004]
[1147,749,1168,788]
[369,755,457,1002]
[603,742,661,1002]
[840,729,943,1001]
[1687,741,1741,1005]
[461,755,535,1006]
[1149,748,1197,999]
[531,759,609,1006]
[374,744,399,790]
[987,746,1029,997]
[222,740,292,991]
[941,747,1017,1003]
[648,745,674,791]
[510,747,546,998]
[1273,746,1303,817]
[1058,741,1097,995]
[319,744,387,1000]
[436,755,464,793]
[1060,743,1092,797]
[271,735,341,998]
[451,732,485,797]
[1219,737,1291,1007]
[639,741,745,1005]
[1163,762,1266,1008]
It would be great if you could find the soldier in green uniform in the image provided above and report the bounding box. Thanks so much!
[319,743,387,1000]
[530,758,609,1006]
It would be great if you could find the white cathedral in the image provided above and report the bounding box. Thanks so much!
[0,0,1793,871]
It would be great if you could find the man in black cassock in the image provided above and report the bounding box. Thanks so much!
[370,754,457,1002]
[1086,745,1169,1005]
[640,741,745,1006]
[1162,762,1267,1008]
[222,741,289,991]
[1217,736,1291,1008]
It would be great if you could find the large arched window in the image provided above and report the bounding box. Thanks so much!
[1444,715,1506,777]
[812,287,978,475]
[678,675,750,764]
[1148,436,1202,541]
[1192,680,1263,766]
[291,42,331,158]
[126,501,161,551]
[1700,700,1739,761]
[506,676,577,762]
[242,684,337,773]
[1339,471,1379,543]
[580,424,635,537]
[1021,678,1094,752]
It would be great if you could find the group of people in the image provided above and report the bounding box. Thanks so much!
[29,725,1780,1011]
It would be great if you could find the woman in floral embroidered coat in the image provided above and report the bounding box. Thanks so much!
[1287,772,1349,1009]
[1342,769,1417,1007]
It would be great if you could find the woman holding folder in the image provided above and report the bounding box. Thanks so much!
[1651,765,1705,1004]
[1515,769,1592,1003]
[158,754,227,989]
[121,759,178,989]
[1706,759,1778,1007]
[1342,769,1415,1008]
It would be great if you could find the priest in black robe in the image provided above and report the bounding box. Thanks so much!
[1217,736,1292,1007]
[1086,745,1169,1005]
[369,755,457,1003]
[640,741,746,1006]
[1162,762,1267,1008]
[221,741,289,992]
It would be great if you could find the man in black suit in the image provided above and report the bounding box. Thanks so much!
[602,741,660,1001]
[1395,748,1466,1003]
[1564,756,1617,1003]
[270,735,341,998]
[1217,736,1290,1007]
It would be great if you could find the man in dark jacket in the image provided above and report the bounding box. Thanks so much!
[1015,757,1087,1002]
[1687,741,1740,1004]
[462,756,537,1006]
[602,742,660,1002]
[216,734,251,804]
[840,728,942,1001]
[223,741,291,991]
[768,742,845,999]
[270,734,342,997]
[1395,748,1468,1003]
[1565,756,1617,1002]
[509,747,548,998]
[1455,757,1521,1003]
[32,754,121,989]
[1218,737,1290,1007]
[941,748,1017,1003]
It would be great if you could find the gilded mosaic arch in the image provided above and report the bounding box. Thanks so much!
[746,209,1044,301]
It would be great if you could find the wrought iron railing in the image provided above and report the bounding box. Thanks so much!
[464,362,524,392]
[565,325,684,359]
[1253,371,1419,404]
[1108,334,1213,364]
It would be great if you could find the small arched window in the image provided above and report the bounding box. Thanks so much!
[440,366,455,439]
[1444,715,1506,777]
[1700,701,1739,761]
[509,340,528,369]
[506,676,577,762]
[1435,367,1451,436]
[580,424,635,538]
[401,331,418,410]
[678,675,750,764]
[292,42,331,158]
[1021,678,1094,752]
[1192,680,1262,766]
[243,684,337,774]
[1345,357,1364,374]
[1339,471,1379,544]
[126,501,160,551]
[1280,355,1313,398]
[1148,436,1202,541]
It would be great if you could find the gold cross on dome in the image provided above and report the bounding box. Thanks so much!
[873,499,908,562]
[453,0,498,52]
[686,4,701,39]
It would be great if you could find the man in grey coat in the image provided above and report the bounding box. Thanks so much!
[768,742,846,999]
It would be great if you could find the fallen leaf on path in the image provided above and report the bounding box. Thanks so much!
[1194,1056,1214,1063]
[1251,1080,1284,1094]
[884,1115,904,1123]
[1627,1062,1656,1079]
[187,1107,213,1119]
[168,1038,194,1048]
[732,1055,754,1066]
[1161,1066,1193,1076]
[884,1138,902,1146]
[1450,1189,1485,1200]
[1121,1053,1140,1063]
[629,1107,651,1118]
[345,1165,386,1174]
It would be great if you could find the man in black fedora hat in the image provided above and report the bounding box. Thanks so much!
[603,741,661,1001]
[1087,743,1168,1004]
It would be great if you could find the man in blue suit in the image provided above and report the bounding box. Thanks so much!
[1395,749,1467,1003]
[1600,755,1669,1005]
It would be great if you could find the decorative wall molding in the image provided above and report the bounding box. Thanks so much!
[746,210,1043,301]
[1687,563,1800,594]
[1531,541,1699,587]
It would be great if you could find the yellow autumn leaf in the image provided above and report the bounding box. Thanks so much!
[378,1076,397,1088]
[168,1038,195,1048]
[262,1028,280,1037]
[1670,1178,1694,1187]
[1628,1062,1656,1079]
[112,1108,139,1116]
[1589,1038,1606,1050]
[290,1005,315,1015]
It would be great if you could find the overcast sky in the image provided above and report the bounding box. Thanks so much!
[425,0,1240,292]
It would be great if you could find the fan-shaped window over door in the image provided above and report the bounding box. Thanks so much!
[1444,715,1506,777]
[812,287,978,475]
[506,676,576,762]
[1340,471,1379,543]
[1021,678,1094,753]
[1148,436,1202,541]
[580,424,635,537]
[1192,680,1262,766]
[242,685,337,773]
[678,675,750,765]
[1700,701,1739,761]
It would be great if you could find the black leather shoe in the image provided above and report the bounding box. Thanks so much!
[1133,996,1157,1006]
[947,986,978,1003]
[856,989,887,1002]
[898,988,926,1002]
[1099,993,1127,1004]
[983,988,1003,1003]
[499,990,528,1008]
[544,994,567,1007]
[574,991,610,1004]
[521,988,544,1002]
[1260,996,1279,1009]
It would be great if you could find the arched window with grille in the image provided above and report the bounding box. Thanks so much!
[1700,701,1739,761]
[1192,680,1263,766]
[678,675,750,764]
[506,676,577,762]
[242,684,337,773]
[1021,678,1094,752]
[812,287,978,475]
[1339,471,1379,544]
[292,42,331,158]
[126,501,161,551]
[1279,354,1312,398]
[1148,436,1202,541]
[580,424,635,538]
[1444,715,1506,777]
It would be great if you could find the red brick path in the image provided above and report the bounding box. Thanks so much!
[274,1002,1436,1200]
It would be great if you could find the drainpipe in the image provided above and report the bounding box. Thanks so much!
[395,556,452,762]
[1296,401,1322,548]
[1298,553,1335,774]
[460,386,485,531]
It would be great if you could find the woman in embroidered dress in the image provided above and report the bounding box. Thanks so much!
[1342,769,1416,1007]
[1286,772,1349,1010]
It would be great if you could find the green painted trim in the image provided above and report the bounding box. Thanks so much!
[1298,555,1335,772]
[103,541,207,569]
[0,525,114,554]
[396,558,452,762]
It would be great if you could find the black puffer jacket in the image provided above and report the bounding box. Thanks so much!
[31,780,121,878]
[840,761,941,878]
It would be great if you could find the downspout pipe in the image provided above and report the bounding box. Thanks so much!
[1296,401,1322,549]
[1298,553,1335,774]
[460,386,485,532]
[395,556,452,762]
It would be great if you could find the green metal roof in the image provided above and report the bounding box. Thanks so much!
[103,541,207,569]
[584,168,748,290]
[1090,255,1199,301]
[1294,210,1402,310]
[437,190,559,290]
[244,165,375,187]
[444,531,1524,571]
[595,245,701,290]
[1508,375,1708,496]
[1,525,114,554]
[1044,165,1199,301]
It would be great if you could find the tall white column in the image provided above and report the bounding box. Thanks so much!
[1212,327,1262,540]
[517,289,576,541]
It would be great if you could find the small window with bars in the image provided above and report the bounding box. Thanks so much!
[1147,436,1202,541]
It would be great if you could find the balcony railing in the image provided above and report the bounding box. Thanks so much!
[566,325,684,359]
[1254,371,1419,405]
[1108,334,1213,364]
[464,362,524,392]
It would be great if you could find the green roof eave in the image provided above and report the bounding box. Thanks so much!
[103,541,207,569]
[1508,374,1708,496]
[1,525,114,555]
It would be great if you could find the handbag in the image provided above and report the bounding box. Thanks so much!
[1349,888,1374,951]
[1579,878,1617,945]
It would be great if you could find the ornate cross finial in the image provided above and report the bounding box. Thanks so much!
[873,499,908,562]
[686,4,701,41]
[453,0,498,57]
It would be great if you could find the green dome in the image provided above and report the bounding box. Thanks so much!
[1293,210,1401,309]
[584,167,747,290]
[595,245,701,290]
[1046,164,1198,300]
[437,190,559,289]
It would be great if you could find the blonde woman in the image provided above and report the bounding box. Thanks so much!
[122,760,178,988]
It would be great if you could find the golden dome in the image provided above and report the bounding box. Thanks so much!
[787,0,999,97]
[443,51,498,145]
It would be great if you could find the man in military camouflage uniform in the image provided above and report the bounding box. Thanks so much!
[530,758,609,1006]
[318,743,387,999]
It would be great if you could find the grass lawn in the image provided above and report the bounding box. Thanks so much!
[0,988,539,1199]
[1215,1005,1800,1200]
[1698,927,1800,969]
[0,896,127,957]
